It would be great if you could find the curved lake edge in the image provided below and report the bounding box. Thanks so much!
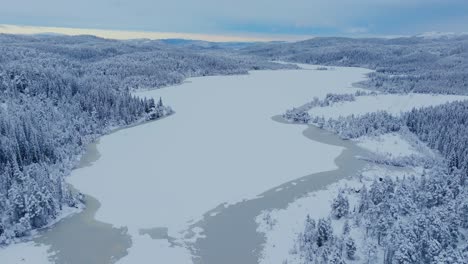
[189,115,375,264]
[28,111,375,264]
[32,140,127,263]
[30,115,175,264]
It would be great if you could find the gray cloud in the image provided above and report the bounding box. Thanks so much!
[1,0,467,35]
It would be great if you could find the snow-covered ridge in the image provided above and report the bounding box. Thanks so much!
[417,31,468,39]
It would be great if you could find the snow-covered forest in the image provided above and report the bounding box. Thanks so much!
[242,36,468,94]
[269,36,468,263]
[0,34,291,244]
[283,101,468,263]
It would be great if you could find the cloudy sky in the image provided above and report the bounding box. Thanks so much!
[1,0,467,41]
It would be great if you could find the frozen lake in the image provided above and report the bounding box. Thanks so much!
[0,65,373,263]
[73,65,372,263]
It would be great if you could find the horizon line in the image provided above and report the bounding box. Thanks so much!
[0,24,316,43]
[1,24,462,43]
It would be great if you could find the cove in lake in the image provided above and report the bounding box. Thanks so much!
[33,141,132,264]
[190,115,374,264]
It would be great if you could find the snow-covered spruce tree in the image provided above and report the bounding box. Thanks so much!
[317,218,333,247]
[321,93,355,107]
[148,97,173,120]
[283,108,311,123]
[298,215,318,262]
[331,191,350,219]
[345,237,357,260]
[342,219,350,236]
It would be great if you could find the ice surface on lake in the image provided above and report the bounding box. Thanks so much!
[66,65,371,262]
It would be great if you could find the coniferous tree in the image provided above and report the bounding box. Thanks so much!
[331,192,350,219]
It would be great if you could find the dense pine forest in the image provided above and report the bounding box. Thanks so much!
[285,101,468,263]
[242,36,468,94]
[271,37,468,263]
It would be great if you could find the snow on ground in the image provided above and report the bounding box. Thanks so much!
[309,93,467,119]
[256,165,423,264]
[256,179,359,264]
[0,241,54,264]
[354,132,419,158]
[63,65,371,261]
[359,164,424,182]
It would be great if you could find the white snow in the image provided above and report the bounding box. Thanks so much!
[355,132,419,158]
[359,164,424,182]
[256,165,423,264]
[63,65,371,261]
[0,242,54,264]
[256,180,351,264]
[309,93,468,119]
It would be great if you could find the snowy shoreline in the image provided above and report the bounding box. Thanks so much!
[255,128,427,264]
[0,110,175,263]
[255,90,467,263]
